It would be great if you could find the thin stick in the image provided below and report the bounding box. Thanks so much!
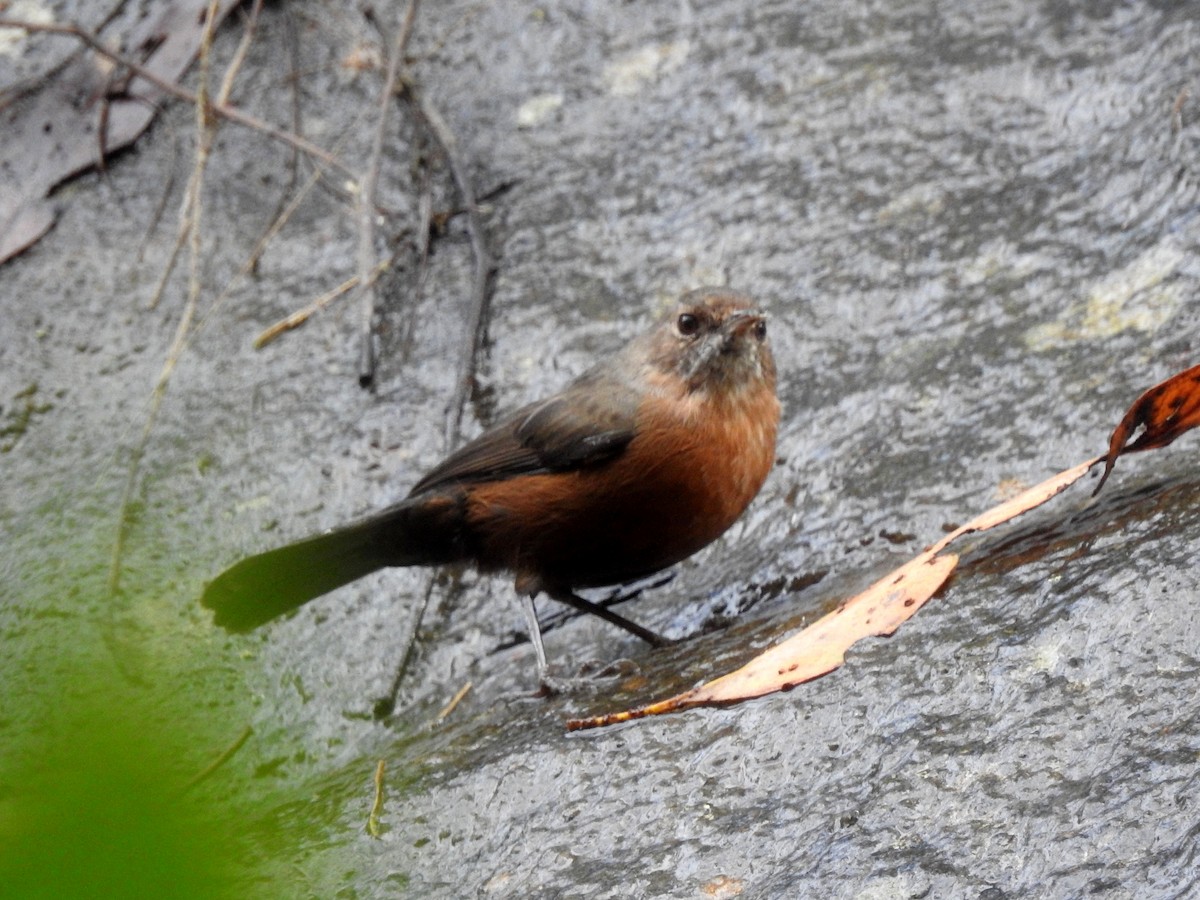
[144,0,261,310]
[182,725,254,793]
[0,16,351,178]
[375,575,442,719]
[216,0,261,107]
[366,759,386,838]
[356,0,422,388]
[255,260,389,348]
[1172,87,1190,135]
[395,178,435,361]
[406,83,495,447]
[435,681,473,722]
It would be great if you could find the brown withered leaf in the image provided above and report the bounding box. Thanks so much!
[1094,363,1200,495]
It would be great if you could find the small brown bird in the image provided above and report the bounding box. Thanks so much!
[202,287,779,678]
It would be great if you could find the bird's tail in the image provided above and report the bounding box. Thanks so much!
[201,498,460,632]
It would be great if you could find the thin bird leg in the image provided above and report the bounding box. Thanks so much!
[545,588,669,647]
[520,593,550,678]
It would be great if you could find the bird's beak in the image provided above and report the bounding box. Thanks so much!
[721,310,767,342]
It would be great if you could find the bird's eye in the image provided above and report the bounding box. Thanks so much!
[677,313,701,337]
[752,319,767,342]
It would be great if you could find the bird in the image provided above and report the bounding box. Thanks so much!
[202,287,780,682]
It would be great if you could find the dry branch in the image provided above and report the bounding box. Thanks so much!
[407,83,496,447]
[356,0,422,387]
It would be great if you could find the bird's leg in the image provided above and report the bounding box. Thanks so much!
[518,594,581,694]
[519,593,550,682]
[545,587,669,648]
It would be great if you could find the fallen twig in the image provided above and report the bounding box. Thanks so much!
[356,0,422,388]
[435,681,473,722]
[373,575,443,719]
[182,725,254,793]
[255,260,390,349]
[406,82,495,447]
[148,0,261,311]
[366,759,387,837]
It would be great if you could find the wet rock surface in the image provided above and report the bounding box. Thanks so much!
[3,1,1200,896]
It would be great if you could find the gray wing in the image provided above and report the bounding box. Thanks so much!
[407,370,639,497]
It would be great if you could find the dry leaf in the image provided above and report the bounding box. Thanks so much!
[1094,363,1200,494]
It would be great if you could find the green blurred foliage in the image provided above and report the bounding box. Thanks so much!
[0,676,251,899]
[1,489,420,898]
